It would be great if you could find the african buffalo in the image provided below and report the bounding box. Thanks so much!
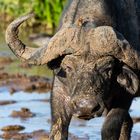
[5,0,140,140]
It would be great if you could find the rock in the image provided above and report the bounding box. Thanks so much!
[0,129,49,140]
[0,100,16,105]
[0,132,32,140]
[132,117,140,123]
[1,125,25,132]
[31,130,49,140]
[10,108,35,118]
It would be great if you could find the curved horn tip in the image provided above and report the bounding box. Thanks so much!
[5,12,36,61]
[7,12,35,30]
[5,12,35,42]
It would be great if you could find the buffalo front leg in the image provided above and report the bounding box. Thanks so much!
[49,78,72,140]
[119,113,133,140]
[101,108,130,140]
[50,114,71,140]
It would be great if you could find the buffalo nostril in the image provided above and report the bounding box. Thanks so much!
[91,104,100,112]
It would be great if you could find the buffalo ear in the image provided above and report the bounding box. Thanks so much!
[117,65,139,95]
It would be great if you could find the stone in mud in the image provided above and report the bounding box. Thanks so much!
[31,130,49,140]
[132,117,140,123]
[1,125,25,132]
[0,130,49,140]
[10,107,35,118]
[0,100,16,105]
[0,132,32,140]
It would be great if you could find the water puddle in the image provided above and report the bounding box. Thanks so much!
[0,88,51,134]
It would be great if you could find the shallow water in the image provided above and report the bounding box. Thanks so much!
[0,87,140,140]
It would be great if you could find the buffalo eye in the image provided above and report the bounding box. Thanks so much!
[55,65,72,78]
[64,66,72,73]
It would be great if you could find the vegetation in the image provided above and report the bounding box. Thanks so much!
[34,0,66,29]
[0,0,66,30]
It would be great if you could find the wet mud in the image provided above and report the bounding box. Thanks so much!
[0,72,52,93]
[0,56,52,94]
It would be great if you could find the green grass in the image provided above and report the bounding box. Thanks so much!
[0,0,66,31]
